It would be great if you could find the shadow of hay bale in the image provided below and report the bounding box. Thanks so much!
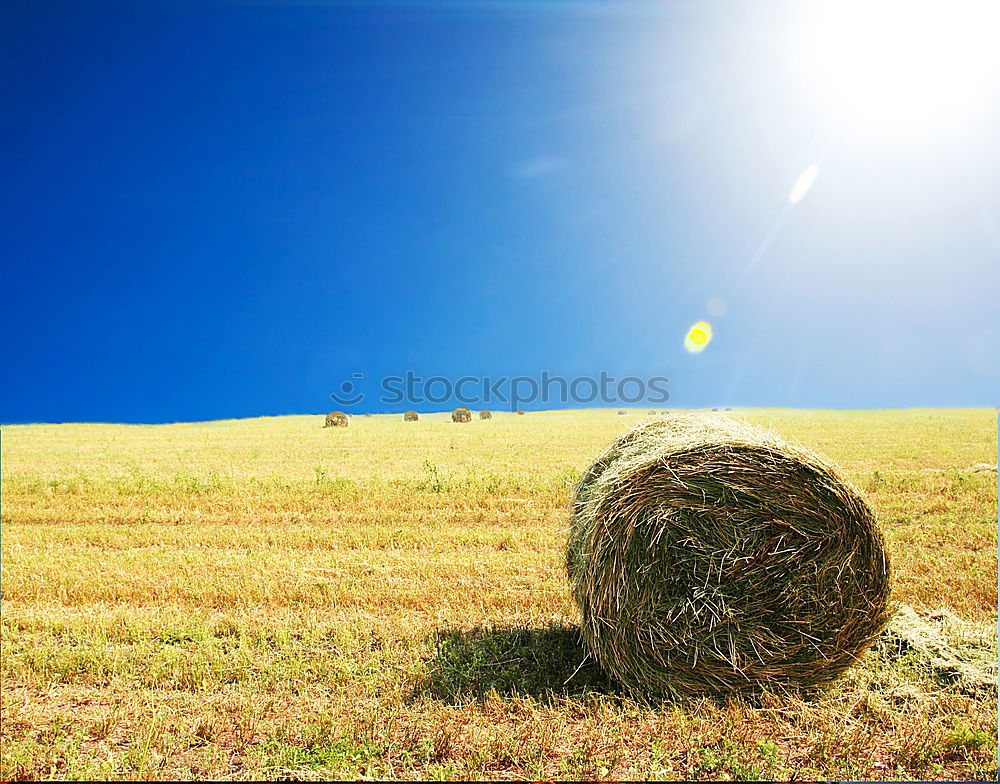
[421,624,611,702]
[418,625,807,709]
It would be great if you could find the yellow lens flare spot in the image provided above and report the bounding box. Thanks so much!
[684,321,713,353]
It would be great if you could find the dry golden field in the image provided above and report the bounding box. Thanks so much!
[1,409,997,780]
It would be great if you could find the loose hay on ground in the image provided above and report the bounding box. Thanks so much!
[567,413,892,697]
[880,603,998,698]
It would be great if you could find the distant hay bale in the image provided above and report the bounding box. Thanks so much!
[479,410,492,420]
[567,413,891,696]
[403,410,419,422]
[517,410,525,416]
[451,407,472,423]
[617,410,627,415]
[323,411,349,428]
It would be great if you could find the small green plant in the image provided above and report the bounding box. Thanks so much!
[690,738,781,781]
[946,723,995,753]
[420,460,446,493]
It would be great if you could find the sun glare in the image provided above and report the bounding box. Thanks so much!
[797,0,1000,138]
[684,321,713,353]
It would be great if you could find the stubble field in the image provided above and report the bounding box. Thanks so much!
[1,408,997,780]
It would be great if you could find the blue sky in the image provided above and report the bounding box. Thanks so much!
[2,0,998,422]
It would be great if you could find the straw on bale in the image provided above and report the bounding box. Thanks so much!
[403,410,419,422]
[452,407,472,423]
[567,413,891,696]
[479,410,492,419]
[324,411,349,428]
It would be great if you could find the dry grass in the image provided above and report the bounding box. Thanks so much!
[1,409,997,780]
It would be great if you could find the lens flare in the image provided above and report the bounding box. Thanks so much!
[788,164,819,204]
[684,321,713,353]
[706,297,727,317]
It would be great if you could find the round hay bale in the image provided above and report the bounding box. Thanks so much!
[617,409,628,415]
[403,410,419,422]
[516,410,525,416]
[479,409,492,420]
[451,407,472,423]
[324,411,349,428]
[567,413,891,696]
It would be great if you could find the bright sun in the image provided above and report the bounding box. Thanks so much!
[797,0,1000,137]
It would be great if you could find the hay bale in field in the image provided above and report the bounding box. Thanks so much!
[452,407,472,423]
[517,410,525,416]
[403,410,419,422]
[479,409,492,420]
[567,413,891,696]
[617,409,627,415]
[324,411,349,428]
